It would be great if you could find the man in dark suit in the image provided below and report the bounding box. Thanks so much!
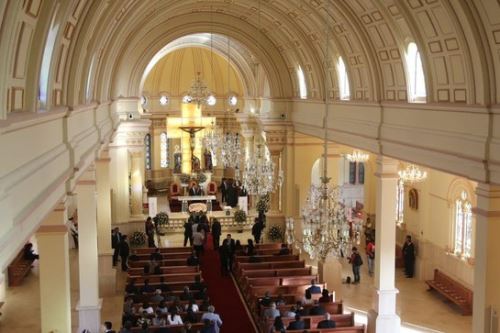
[111,227,121,266]
[211,218,222,249]
[103,321,116,333]
[306,279,322,294]
[287,314,306,330]
[309,303,326,316]
[220,234,236,274]
[119,235,130,272]
[402,235,416,278]
[220,178,227,203]
[317,313,336,328]
[189,183,203,196]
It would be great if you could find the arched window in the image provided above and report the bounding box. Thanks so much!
[144,134,151,170]
[454,190,473,258]
[406,42,426,102]
[396,179,404,224]
[337,57,350,100]
[39,5,61,108]
[297,66,307,99]
[160,132,168,168]
[358,163,365,185]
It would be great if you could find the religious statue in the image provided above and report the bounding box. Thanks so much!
[204,149,213,172]
[174,145,182,173]
[192,154,201,173]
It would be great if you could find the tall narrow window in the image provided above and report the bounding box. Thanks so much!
[348,162,356,184]
[396,179,404,223]
[145,134,151,170]
[454,190,473,258]
[406,42,426,102]
[160,132,168,168]
[39,5,61,109]
[358,163,365,185]
[297,66,307,99]
[337,57,350,100]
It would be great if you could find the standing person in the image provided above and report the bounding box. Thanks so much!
[145,217,155,248]
[200,306,223,333]
[211,218,221,249]
[120,235,130,272]
[192,225,205,257]
[365,237,375,277]
[220,178,227,204]
[220,234,235,274]
[183,217,193,247]
[402,235,416,278]
[252,218,264,244]
[348,247,363,284]
[111,227,122,266]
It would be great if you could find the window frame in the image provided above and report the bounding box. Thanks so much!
[405,42,427,103]
[337,57,350,100]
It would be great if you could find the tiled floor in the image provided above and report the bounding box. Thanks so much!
[0,231,471,333]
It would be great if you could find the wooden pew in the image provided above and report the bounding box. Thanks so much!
[128,272,201,283]
[278,326,365,333]
[425,269,473,315]
[134,247,192,254]
[248,283,326,299]
[130,323,204,332]
[260,302,343,318]
[129,258,190,268]
[236,260,305,275]
[235,254,299,263]
[128,265,199,276]
[8,249,35,286]
[264,313,354,332]
[241,267,312,279]
[126,280,205,292]
[134,252,191,261]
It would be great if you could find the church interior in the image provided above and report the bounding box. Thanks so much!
[1,0,500,332]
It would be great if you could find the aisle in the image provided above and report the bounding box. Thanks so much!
[200,234,258,333]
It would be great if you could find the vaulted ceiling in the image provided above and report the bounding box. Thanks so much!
[1,0,499,117]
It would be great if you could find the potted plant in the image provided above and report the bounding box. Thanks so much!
[130,231,146,248]
[196,172,207,184]
[179,173,191,185]
[234,209,247,232]
[268,225,285,243]
[153,212,169,235]
[256,194,270,214]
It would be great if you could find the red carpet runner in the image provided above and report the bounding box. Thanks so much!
[201,234,257,333]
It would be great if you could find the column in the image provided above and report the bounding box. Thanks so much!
[76,169,102,333]
[473,183,500,333]
[130,151,144,217]
[96,155,116,296]
[367,156,401,333]
[37,203,72,332]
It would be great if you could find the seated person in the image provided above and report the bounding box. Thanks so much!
[143,263,151,275]
[317,312,336,328]
[152,309,166,326]
[139,302,154,315]
[185,299,199,313]
[150,248,163,262]
[295,301,309,316]
[282,305,297,319]
[275,294,286,306]
[158,277,171,292]
[271,316,286,333]
[318,288,331,303]
[156,300,168,314]
[168,299,183,314]
[150,289,164,303]
[163,291,177,302]
[264,302,280,319]
[180,286,193,301]
[167,308,184,325]
[201,318,215,333]
[260,291,272,307]
[151,261,162,275]
[301,289,314,305]
[188,183,203,196]
[199,297,210,312]
[125,279,138,294]
[187,250,200,266]
[286,314,306,330]
[136,311,151,327]
[185,309,198,324]
[129,250,139,262]
[23,243,39,261]
[277,243,290,255]
[306,279,322,294]
[141,279,155,294]
[309,302,326,315]
[196,287,208,300]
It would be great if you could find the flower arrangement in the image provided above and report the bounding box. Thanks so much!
[179,173,191,184]
[234,209,247,224]
[268,225,284,242]
[130,231,146,247]
[153,212,169,227]
[196,172,207,184]
[256,194,270,213]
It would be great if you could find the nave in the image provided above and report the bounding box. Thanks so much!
[0,231,471,332]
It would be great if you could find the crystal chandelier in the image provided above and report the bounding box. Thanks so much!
[398,164,427,184]
[220,132,242,169]
[242,144,283,196]
[345,150,369,163]
[202,120,222,157]
[183,72,216,107]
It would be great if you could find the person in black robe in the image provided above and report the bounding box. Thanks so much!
[402,235,416,278]
[211,218,222,249]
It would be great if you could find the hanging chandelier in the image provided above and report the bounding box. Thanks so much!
[220,132,242,169]
[345,150,369,163]
[285,2,357,263]
[242,144,283,196]
[398,164,427,184]
[183,72,216,107]
[202,120,222,156]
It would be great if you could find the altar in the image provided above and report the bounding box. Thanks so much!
[172,195,217,213]
[164,209,257,233]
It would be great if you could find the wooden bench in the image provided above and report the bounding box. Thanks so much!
[129,258,188,268]
[130,323,204,332]
[134,252,191,260]
[279,326,365,333]
[128,265,199,276]
[128,272,201,283]
[241,267,312,279]
[264,313,355,332]
[8,249,35,286]
[237,260,305,275]
[134,247,192,254]
[235,254,299,263]
[248,283,326,298]
[260,301,343,318]
[425,269,472,315]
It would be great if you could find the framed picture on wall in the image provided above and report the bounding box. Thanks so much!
[409,188,418,210]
